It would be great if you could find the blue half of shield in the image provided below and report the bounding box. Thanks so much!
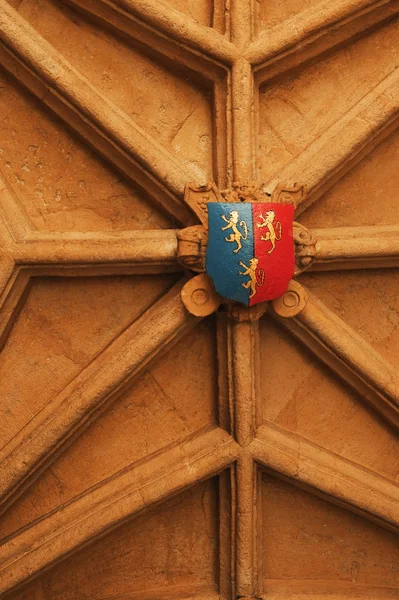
[206,202,254,306]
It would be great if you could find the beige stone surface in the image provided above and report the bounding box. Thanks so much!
[0,0,398,598]
[0,319,217,537]
[261,473,399,585]
[257,0,317,30]
[3,479,219,599]
[259,19,399,184]
[9,0,214,183]
[163,0,213,26]
[260,315,399,482]
[0,275,174,449]
[0,68,173,232]
[301,270,399,365]
[300,128,399,228]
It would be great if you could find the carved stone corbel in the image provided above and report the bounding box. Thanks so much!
[183,181,223,225]
[271,280,308,318]
[181,273,222,317]
[224,302,268,322]
[221,181,271,203]
[176,182,218,272]
[293,221,318,275]
[176,226,208,272]
[271,182,307,206]
[178,182,311,321]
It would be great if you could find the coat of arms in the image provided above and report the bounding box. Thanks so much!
[205,201,295,306]
[176,182,309,316]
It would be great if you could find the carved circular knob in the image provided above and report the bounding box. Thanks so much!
[181,273,222,317]
[191,288,209,306]
[283,290,300,308]
[271,280,308,317]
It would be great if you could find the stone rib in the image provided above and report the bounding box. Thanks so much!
[312,225,399,271]
[0,427,239,594]
[271,285,399,430]
[12,230,180,274]
[265,69,399,213]
[0,1,200,225]
[62,0,237,70]
[246,0,399,84]
[251,422,399,532]
[0,280,201,514]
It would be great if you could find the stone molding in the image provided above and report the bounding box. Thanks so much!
[0,1,398,597]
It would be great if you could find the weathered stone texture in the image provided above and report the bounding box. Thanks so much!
[0,0,398,598]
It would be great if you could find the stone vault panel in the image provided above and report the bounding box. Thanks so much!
[259,18,399,183]
[301,270,399,368]
[256,0,318,31]
[0,275,175,452]
[7,0,214,184]
[259,315,399,482]
[300,127,399,228]
[0,68,173,232]
[261,472,399,590]
[3,479,220,600]
[0,318,218,538]
[162,0,214,27]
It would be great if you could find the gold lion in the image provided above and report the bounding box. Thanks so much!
[239,258,265,299]
[221,210,248,253]
[257,210,282,254]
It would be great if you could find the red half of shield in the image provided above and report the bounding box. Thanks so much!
[250,203,295,305]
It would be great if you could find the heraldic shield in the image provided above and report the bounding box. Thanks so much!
[205,202,295,306]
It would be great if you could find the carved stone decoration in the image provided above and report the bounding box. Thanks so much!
[293,221,318,275]
[221,181,272,203]
[178,182,300,318]
[176,225,208,272]
[184,182,224,226]
[224,302,267,322]
[206,200,295,305]
[270,183,307,206]
[1,2,399,599]
[178,183,314,281]
[271,279,308,318]
[181,273,222,317]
